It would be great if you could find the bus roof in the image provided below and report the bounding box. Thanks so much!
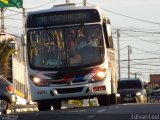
[27,4,107,19]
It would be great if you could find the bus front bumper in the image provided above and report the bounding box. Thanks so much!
[30,83,110,102]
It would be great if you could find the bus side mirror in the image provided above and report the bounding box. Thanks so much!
[21,34,26,46]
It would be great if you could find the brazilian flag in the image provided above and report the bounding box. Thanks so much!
[0,0,23,8]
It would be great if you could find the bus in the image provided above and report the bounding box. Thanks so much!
[24,4,117,111]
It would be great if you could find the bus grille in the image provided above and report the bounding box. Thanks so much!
[56,87,84,94]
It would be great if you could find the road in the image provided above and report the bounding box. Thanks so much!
[1,103,160,120]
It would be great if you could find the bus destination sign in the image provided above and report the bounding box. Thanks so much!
[27,9,100,28]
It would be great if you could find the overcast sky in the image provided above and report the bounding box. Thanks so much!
[3,0,160,81]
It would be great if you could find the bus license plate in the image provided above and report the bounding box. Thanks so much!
[124,97,133,101]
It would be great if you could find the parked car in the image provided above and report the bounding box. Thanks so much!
[0,75,17,114]
[117,78,147,103]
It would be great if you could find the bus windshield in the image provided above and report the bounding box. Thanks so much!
[27,24,104,69]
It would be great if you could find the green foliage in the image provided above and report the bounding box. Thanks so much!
[69,100,83,106]
[89,100,97,106]
[0,42,15,78]
[0,42,12,62]
[68,100,98,107]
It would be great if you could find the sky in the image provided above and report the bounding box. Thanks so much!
[3,0,160,82]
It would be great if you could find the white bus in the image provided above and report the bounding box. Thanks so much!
[24,4,117,111]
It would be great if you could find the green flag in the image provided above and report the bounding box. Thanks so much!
[0,0,23,8]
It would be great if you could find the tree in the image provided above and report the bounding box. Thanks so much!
[0,39,16,80]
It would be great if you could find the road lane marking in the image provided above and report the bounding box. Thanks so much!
[34,113,40,116]
[97,109,106,113]
[86,115,96,119]
[70,109,86,113]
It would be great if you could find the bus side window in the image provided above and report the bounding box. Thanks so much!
[103,19,114,49]
[103,22,109,48]
[107,23,114,49]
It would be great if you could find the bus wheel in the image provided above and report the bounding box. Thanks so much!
[52,101,62,110]
[97,95,110,106]
[37,101,51,111]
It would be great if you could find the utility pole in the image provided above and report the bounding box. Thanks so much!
[66,0,70,4]
[22,8,26,62]
[83,0,87,6]
[117,29,121,80]
[128,45,132,78]
[135,73,137,78]
[1,8,5,33]
[22,8,26,35]
[22,8,29,103]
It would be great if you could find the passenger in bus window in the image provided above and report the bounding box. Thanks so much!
[34,46,42,67]
[69,29,88,65]
[77,33,100,64]
[66,33,75,57]
[65,31,81,65]
[76,30,87,49]
[87,34,99,47]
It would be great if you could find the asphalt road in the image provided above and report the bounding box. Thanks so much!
[1,103,160,120]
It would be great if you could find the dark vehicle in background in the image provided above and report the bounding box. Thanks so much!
[117,78,147,103]
[149,89,160,103]
[0,76,17,114]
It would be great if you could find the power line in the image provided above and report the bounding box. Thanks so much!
[121,66,160,71]
[134,60,160,64]
[117,46,128,51]
[121,31,160,44]
[120,29,160,35]
[25,1,82,11]
[6,8,22,13]
[120,51,159,55]
[112,27,160,34]
[5,30,21,37]
[122,71,159,74]
[131,46,160,55]
[87,2,160,25]
[6,27,22,32]
[5,13,20,17]
[121,57,160,61]
[4,17,22,21]
[113,39,160,42]
[105,9,160,25]
[132,61,160,67]
[112,29,160,37]
[26,0,58,10]
[5,25,22,29]
[131,67,160,71]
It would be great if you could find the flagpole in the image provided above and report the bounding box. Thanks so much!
[1,7,5,33]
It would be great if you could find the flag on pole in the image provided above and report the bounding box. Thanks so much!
[0,0,23,8]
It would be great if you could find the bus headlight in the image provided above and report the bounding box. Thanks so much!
[31,76,48,86]
[33,77,41,83]
[91,68,107,82]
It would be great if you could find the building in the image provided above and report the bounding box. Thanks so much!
[150,74,160,85]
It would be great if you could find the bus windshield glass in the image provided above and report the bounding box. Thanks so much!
[27,25,104,69]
